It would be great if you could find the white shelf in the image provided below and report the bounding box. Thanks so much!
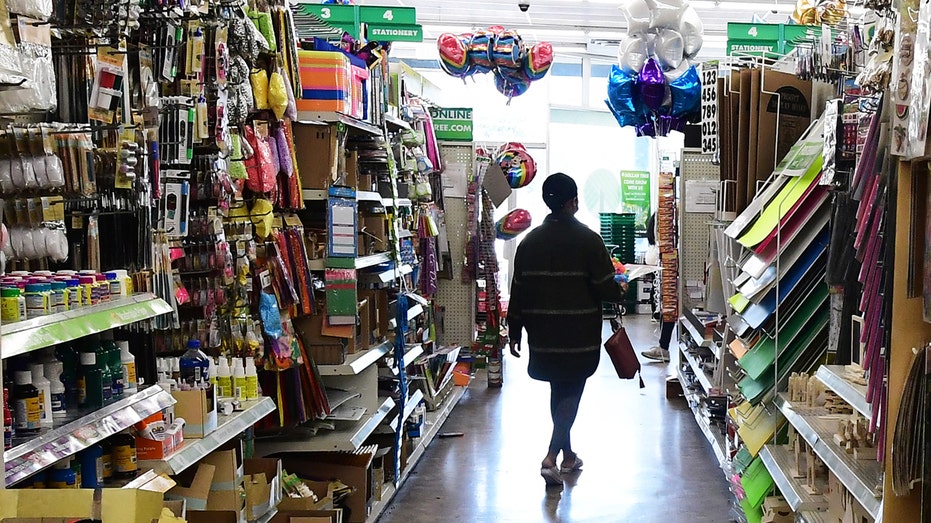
[359,263,413,285]
[677,366,728,471]
[5,386,175,487]
[318,341,392,376]
[399,383,467,485]
[2,294,172,359]
[302,189,327,201]
[296,111,382,136]
[260,397,396,453]
[775,394,883,520]
[385,114,411,131]
[759,445,828,512]
[326,405,366,422]
[366,483,398,523]
[138,397,276,475]
[357,191,383,203]
[325,388,362,411]
[680,314,713,348]
[815,365,871,419]
[356,252,393,269]
[680,342,714,395]
[388,304,425,330]
[797,510,829,523]
[383,198,412,208]
[390,389,425,431]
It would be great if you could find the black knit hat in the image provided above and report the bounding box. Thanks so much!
[542,173,578,211]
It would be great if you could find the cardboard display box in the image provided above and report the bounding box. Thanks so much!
[0,488,165,523]
[274,450,376,523]
[172,387,218,439]
[293,313,349,364]
[278,480,334,512]
[268,510,343,523]
[165,463,216,511]
[185,510,240,523]
[294,124,339,190]
[244,458,283,521]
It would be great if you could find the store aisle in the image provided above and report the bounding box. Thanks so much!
[379,315,734,523]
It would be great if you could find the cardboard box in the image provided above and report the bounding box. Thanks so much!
[136,431,179,461]
[294,124,338,190]
[165,463,216,511]
[278,480,334,512]
[756,71,812,185]
[293,314,349,364]
[185,510,240,523]
[344,151,359,189]
[276,450,376,523]
[0,489,165,523]
[244,459,282,521]
[359,215,388,253]
[269,510,342,523]
[172,388,217,439]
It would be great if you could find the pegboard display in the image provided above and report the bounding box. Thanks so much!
[436,143,476,350]
[679,149,721,312]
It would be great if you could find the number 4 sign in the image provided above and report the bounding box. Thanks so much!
[700,62,719,162]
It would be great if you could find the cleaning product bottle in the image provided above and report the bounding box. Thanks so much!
[12,370,40,433]
[78,340,103,409]
[56,344,79,408]
[4,387,14,450]
[94,337,113,405]
[78,444,104,488]
[30,363,53,428]
[119,341,137,394]
[48,459,77,488]
[101,333,122,399]
[111,431,137,479]
[179,340,209,390]
[216,356,231,398]
[244,358,258,400]
[44,360,67,419]
[232,358,245,400]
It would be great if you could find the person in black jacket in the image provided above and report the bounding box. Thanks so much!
[507,172,626,486]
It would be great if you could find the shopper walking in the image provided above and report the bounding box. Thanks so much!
[642,212,675,362]
[507,173,625,486]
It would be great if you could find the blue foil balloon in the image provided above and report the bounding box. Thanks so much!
[494,70,530,98]
[491,31,524,70]
[608,65,638,115]
[669,65,701,117]
[605,98,644,128]
[468,31,495,73]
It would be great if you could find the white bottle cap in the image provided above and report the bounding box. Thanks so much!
[14,370,32,386]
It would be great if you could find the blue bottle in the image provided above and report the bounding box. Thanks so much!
[179,340,209,390]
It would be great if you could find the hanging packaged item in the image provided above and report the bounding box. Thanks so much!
[297,50,369,118]
[244,124,276,194]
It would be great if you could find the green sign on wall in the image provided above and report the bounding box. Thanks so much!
[619,170,651,229]
[429,107,473,141]
[368,24,423,42]
[296,3,422,42]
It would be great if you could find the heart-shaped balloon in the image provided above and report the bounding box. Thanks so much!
[638,58,666,112]
[469,31,496,73]
[491,30,525,70]
[654,29,685,71]
[495,69,531,98]
[679,6,704,57]
[618,34,651,74]
[620,0,652,34]
[524,42,554,81]
[668,64,701,117]
[437,33,472,77]
[495,209,533,240]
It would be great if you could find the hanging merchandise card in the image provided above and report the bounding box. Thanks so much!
[907,0,931,159]
[88,46,126,123]
[700,62,719,159]
[890,0,918,156]
[327,192,357,257]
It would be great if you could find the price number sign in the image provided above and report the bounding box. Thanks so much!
[700,62,719,158]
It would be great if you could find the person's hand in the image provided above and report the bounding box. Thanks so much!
[509,339,521,358]
[620,281,629,293]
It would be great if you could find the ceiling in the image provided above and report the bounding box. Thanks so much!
[387,0,798,61]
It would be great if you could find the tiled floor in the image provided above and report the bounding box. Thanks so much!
[379,315,735,523]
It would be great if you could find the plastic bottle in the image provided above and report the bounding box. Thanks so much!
[1,287,25,323]
[94,338,113,405]
[111,431,137,479]
[100,439,113,481]
[44,360,67,419]
[244,358,258,400]
[96,273,110,302]
[3,387,14,450]
[30,363,53,428]
[78,341,103,409]
[216,356,231,398]
[49,281,67,313]
[179,340,209,390]
[119,341,137,394]
[207,357,217,390]
[48,459,77,488]
[12,370,40,433]
[78,275,95,305]
[66,278,81,309]
[101,333,122,399]
[106,272,122,299]
[78,444,104,488]
[171,358,181,383]
[232,358,246,400]
[70,458,82,487]
[56,344,79,408]
[24,283,48,319]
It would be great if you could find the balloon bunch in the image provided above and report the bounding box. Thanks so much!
[606,0,704,137]
[437,26,554,100]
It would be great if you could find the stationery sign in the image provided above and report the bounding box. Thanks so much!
[429,107,473,141]
[700,61,719,161]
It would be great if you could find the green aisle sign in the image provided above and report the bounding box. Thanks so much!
[360,6,416,24]
[295,3,421,41]
[429,107,473,141]
[368,24,423,42]
[619,170,651,229]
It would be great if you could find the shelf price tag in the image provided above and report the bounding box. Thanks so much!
[700,62,719,162]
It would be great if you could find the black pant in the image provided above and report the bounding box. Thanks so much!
[548,379,587,456]
[659,321,675,350]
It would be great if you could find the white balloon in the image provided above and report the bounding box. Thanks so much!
[663,59,690,82]
[646,0,685,30]
[618,35,652,74]
[679,5,704,57]
[620,0,652,34]
[654,29,685,71]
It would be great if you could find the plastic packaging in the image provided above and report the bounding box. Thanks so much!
[50,280,67,313]
[24,282,48,319]
[119,341,137,394]
[106,271,122,298]
[12,370,40,432]
[30,362,52,428]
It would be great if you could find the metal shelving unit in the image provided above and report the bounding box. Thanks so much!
[399,383,467,485]
[138,397,276,475]
[680,342,714,394]
[5,386,175,487]
[814,365,871,419]
[318,341,392,376]
[356,252,393,269]
[389,389,425,431]
[297,111,383,136]
[359,263,413,285]
[260,397,396,453]
[2,294,172,359]
[385,114,411,131]
[797,510,829,523]
[759,445,828,512]
[775,394,883,520]
[302,189,327,201]
[677,365,728,470]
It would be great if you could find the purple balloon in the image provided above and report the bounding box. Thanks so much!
[638,59,666,112]
[636,121,656,137]
[657,115,686,136]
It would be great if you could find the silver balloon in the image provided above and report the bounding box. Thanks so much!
[646,0,684,30]
[620,0,652,34]
[663,59,690,82]
[654,28,685,71]
[679,5,704,57]
[618,35,652,74]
